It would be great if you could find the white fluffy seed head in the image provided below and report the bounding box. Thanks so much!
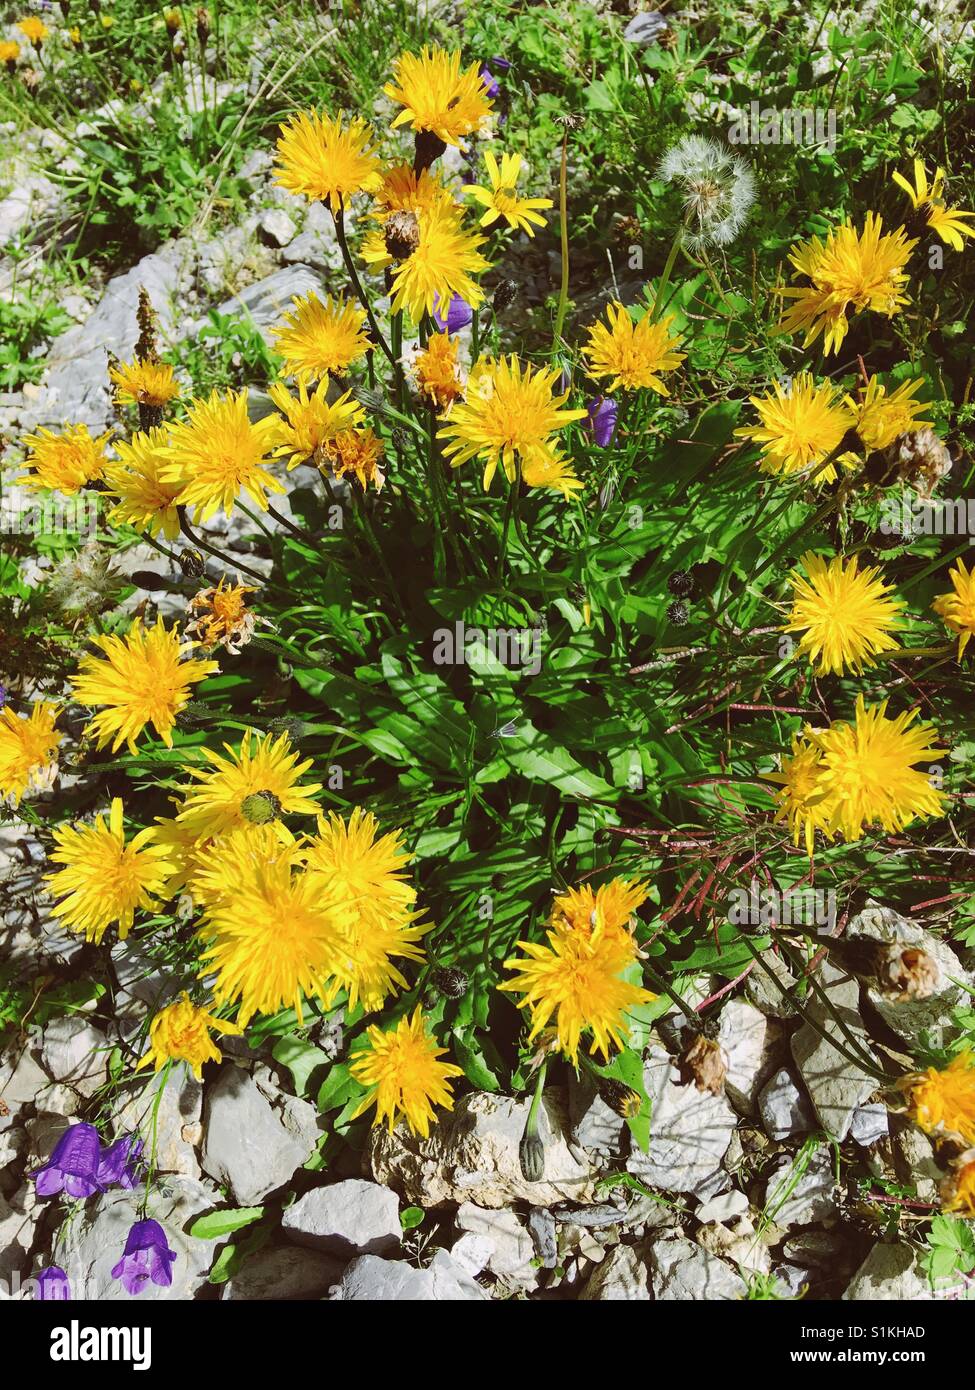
[657,134,756,249]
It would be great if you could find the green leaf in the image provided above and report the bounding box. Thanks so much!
[400,1206,425,1231]
[190,1206,264,1240]
[272,1036,330,1098]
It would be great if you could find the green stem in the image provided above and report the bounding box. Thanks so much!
[177,508,269,587]
[333,205,395,366]
[551,133,571,353]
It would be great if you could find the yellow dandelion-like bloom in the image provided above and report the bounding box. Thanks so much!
[184,577,257,654]
[19,424,110,495]
[103,428,183,540]
[137,992,242,1080]
[413,331,464,410]
[0,39,20,62]
[71,617,219,754]
[329,427,386,491]
[942,1154,975,1217]
[271,292,370,384]
[776,213,916,356]
[175,729,321,841]
[502,881,655,1064]
[734,373,856,484]
[360,165,454,273]
[438,354,586,491]
[551,877,651,937]
[45,798,172,944]
[15,16,48,43]
[583,301,685,395]
[847,375,931,453]
[900,1050,975,1146]
[784,552,904,675]
[0,701,61,805]
[169,821,297,912]
[160,390,283,522]
[765,734,835,858]
[812,695,944,842]
[198,856,347,1026]
[385,46,492,148]
[932,558,975,659]
[388,199,490,322]
[109,358,179,409]
[302,808,429,1013]
[519,450,584,498]
[273,110,382,211]
[349,1007,463,1138]
[893,160,975,252]
[465,151,552,236]
[266,377,365,469]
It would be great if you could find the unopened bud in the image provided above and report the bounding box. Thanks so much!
[240,790,282,825]
[596,1076,642,1118]
[519,1131,545,1182]
[432,966,469,999]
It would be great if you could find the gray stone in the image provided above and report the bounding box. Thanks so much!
[329,1252,488,1301]
[0,1047,49,1109]
[567,1072,626,1157]
[622,11,669,45]
[717,999,777,1112]
[455,1203,536,1286]
[526,1207,558,1268]
[580,1243,651,1300]
[626,1046,736,1194]
[763,1145,838,1227]
[849,1102,889,1147]
[648,1235,746,1300]
[843,1242,932,1301]
[54,1175,223,1300]
[893,1123,941,1202]
[697,1188,750,1225]
[369,1089,600,1209]
[775,1263,813,1297]
[448,1231,493,1276]
[790,962,877,1141]
[847,900,973,1051]
[258,208,297,248]
[221,1244,346,1300]
[695,1214,771,1276]
[0,1184,40,1283]
[758,1067,816,1141]
[214,264,323,333]
[111,1068,203,1179]
[281,1180,400,1257]
[0,1119,26,1169]
[38,1016,108,1097]
[0,170,62,248]
[745,947,798,1017]
[202,1065,314,1204]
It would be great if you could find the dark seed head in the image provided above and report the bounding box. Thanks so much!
[666,600,689,626]
[384,210,420,261]
[519,1132,545,1182]
[667,570,694,597]
[178,548,206,580]
[492,278,519,314]
[432,966,469,999]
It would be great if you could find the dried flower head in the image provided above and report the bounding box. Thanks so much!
[877,944,940,1002]
[184,577,259,655]
[681,1033,728,1096]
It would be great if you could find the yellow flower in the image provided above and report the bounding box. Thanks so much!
[271,292,370,383]
[71,617,219,754]
[273,110,382,210]
[160,390,283,522]
[582,301,685,395]
[0,39,20,62]
[387,199,490,322]
[100,14,114,29]
[503,887,655,1064]
[0,701,61,804]
[932,558,975,659]
[329,428,386,491]
[45,798,172,944]
[893,160,975,252]
[519,450,583,498]
[302,808,429,1013]
[385,46,493,148]
[734,373,856,484]
[437,354,586,491]
[103,427,182,540]
[765,734,835,858]
[175,729,321,841]
[900,1050,975,1146]
[171,821,297,911]
[137,992,242,1079]
[109,358,179,409]
[784,552,904,675]
[184,577,257,654]
[15,17,48,44]
[19,423,110,494]
[198,856,346,1026]
[777,213,916,355]
[360,165,454,272]
[847,375,931,452]
[942,1153,975,1216]
[349,1007,463,1137]
[413,331,465,410]
[465,151,552,236]
[812,695,944,841]
[68,25,80,44]
[267,377,365,469]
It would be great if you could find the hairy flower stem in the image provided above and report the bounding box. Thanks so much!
[520,1058,548,1181]
[390,312,404,412]
[176,508,269,587]
[426,407,447,583]
[551,131,571,353]
[471,308,480,361]
[496,472,518,582]
[652,227,684,321]
[333,206,396,367]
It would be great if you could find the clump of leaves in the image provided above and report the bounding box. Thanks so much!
[0,296,71,389]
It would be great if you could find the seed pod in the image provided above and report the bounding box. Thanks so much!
[667,570,694,597]
[666,599,689,626]
[432,966,469,1000]
[178,548,206,580]
[492,278,519,314]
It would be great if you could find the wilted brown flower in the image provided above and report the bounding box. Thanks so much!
[877,944,941,1001]
[681,1033,728,1097]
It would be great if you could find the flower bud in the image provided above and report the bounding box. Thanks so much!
[240,790,282,825]
[666,599,689,626]
[519,1131,545,1182]
[681,1033,728,1097]
[596,1076,642,1118]
[667,570,694,597]
[432,966,469,999]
